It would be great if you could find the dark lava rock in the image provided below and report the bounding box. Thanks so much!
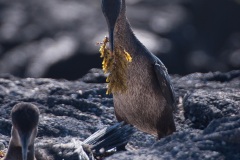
[0,69,239,159]
[183,89,240,129]
[80,68,107,83]
[107,116,240,160]
[179,70,240,129]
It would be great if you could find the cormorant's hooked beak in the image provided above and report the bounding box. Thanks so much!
[109,26,115,53]
[101,0,122,53]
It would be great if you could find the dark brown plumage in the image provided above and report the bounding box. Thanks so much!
[101,0,176,139]
[4,102,39,160]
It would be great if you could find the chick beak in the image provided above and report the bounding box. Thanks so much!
[20,134,29,160]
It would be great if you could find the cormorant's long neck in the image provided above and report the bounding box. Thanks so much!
[114,12,144,57]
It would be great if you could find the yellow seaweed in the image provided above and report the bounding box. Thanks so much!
[98,37,132,94]
[0,150,5,159]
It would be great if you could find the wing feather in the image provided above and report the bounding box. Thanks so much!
[153,58,176,111]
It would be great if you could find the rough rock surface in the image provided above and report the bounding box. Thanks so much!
[0,69,240,159]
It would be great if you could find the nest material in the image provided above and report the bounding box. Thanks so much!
[99,37,132,94]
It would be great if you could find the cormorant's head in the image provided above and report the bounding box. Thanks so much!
[102,0,123,52]
[11,102,39,160]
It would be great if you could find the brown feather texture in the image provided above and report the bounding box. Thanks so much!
[99,36,132,94]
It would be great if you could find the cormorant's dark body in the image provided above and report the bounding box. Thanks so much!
[102,0,176,139]
[4,103,39,160]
